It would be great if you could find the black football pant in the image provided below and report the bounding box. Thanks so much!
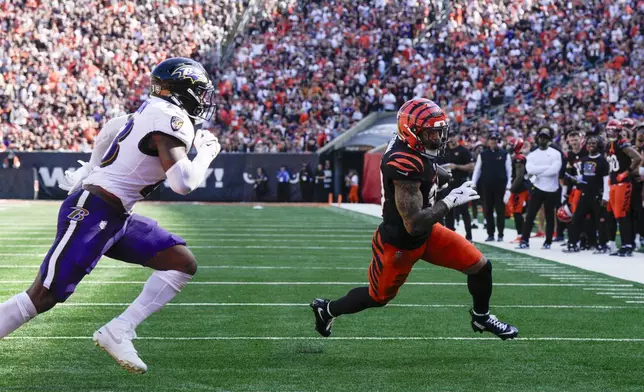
[482,183,506,237]
[445,204,472,239]
[556,187,566,239]
[521,187,558,244]
[568,193,607,247]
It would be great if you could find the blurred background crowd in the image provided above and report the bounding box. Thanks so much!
[1,0,642,153]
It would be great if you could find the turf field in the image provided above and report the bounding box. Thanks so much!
[0,202,643,392]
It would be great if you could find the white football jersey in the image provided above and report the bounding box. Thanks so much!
[84,97,195,211]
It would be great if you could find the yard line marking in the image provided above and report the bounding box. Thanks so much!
[0,234,375,240]
[596,292,644,295]
[0,280,633,287]
[0,245,370,251]
[539,274,589,277]
[51,303,639,310]
[584,288,643,291]
[5,336,644,342]
[611,296,644,299]
[0,238,370,244]
[626,301,644,304]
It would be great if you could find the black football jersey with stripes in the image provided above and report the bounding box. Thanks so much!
[607,139,632,184]
[379,136,438,249]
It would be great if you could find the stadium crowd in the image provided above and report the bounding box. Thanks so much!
[0,0,642,153]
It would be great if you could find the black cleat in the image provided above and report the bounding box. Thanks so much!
[471,223,479,229]
[310,298,335,337]
[593,245,608,254]
[485,235,495,242]
[552,236,565,242]
[470,309,518,340]
[563,243,580,253]
[612,246,634,257]
[541,243,551,250]
[515,242,529,249]
[497,235,504,242]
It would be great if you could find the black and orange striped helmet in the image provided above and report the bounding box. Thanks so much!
[397,98,449,156]
[605,119,622,141]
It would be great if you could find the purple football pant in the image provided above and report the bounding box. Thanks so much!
[39,190,186,301]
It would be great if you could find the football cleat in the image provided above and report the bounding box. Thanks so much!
[470,309,518,340]
[563,243,580,253]
[593,246,608,254]
[542,243,551,250]
[497,235,504,242]
[515,242,529,249]
[93,319,148,374]
[552,236,565,242]
[485,235,495,242]
[310,298,335,337]
[612,246,634,257]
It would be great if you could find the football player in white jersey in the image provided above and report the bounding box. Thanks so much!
[0,58,221,374]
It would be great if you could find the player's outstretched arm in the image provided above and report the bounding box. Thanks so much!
[154,131,221,195]
[395,180,480,236]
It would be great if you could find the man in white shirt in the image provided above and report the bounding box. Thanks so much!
[517,127,562,249]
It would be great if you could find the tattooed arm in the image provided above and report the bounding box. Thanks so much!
[394,180,450,236]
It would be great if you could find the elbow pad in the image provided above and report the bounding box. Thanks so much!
[165,154,211,195]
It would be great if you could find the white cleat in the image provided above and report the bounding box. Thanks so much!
[93,319,148,374]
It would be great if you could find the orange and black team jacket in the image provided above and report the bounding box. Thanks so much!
[379,137,438,250]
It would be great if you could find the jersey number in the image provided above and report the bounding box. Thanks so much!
[100,101,149,168]
[607,155,620,173]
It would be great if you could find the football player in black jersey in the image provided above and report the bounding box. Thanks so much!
[563,136,609,252]
[506,138,530,243]
[310,98,518,340]
[604,119,642,256]
[558,131,588,244]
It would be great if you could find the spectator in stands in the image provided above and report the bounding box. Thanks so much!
[2,151,20,169]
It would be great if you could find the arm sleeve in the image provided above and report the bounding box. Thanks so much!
[472,155,482,185]
[540,151,563,176]
[505,154,512,189]
[602,175,610,201]
[89,115,131,167]
[165,151,214,196]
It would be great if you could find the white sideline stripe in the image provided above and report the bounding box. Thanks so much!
[0,280,633,287]
[611,296,644,299]
[53,303,638,309]
[626,301,644,304]
[584,288,644,291]
[0,233,375,239]
[5,336,644,342]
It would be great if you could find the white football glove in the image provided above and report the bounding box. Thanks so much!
[58,160,93,195]
[503,189,511,204]
[441,181,480,210]
[193,130,221,160]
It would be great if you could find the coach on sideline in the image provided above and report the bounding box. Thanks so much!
[517,127,562,249]
[472,131,512,242]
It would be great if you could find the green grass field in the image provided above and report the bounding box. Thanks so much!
[0,202,643,392]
